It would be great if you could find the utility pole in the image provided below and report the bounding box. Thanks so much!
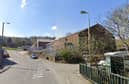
[0,22,10,69]
[1,22,5,47]
[1,22,10,48]
[80,10,91,64]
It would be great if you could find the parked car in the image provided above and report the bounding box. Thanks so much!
[31,53,38,59]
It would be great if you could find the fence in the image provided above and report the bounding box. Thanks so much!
[80,64,129,84]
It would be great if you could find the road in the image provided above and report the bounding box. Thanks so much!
[0,50,59,84]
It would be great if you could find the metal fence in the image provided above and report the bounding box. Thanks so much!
[80,64,129,84]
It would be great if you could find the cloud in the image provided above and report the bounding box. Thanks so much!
[21,0,27,8]
[51,26,57,30]
[50,26,65,39]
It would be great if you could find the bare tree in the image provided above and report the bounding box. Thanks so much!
[105,5,129,49]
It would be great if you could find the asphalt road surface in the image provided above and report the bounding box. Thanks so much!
[0,50,59,84]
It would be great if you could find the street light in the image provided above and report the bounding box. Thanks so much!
[1,22,10,48]
[0,22,10,68]
[80,10,91,63]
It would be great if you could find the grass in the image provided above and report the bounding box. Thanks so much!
[3,47,17,50]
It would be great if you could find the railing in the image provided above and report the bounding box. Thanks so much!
[80,64,129,84]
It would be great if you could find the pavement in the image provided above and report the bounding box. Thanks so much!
[0,64,10,73]
[42,59,92,84]
[20,51,92,84]
[0,50,59,84]
[0,50,92,84]
[0,58,14,73]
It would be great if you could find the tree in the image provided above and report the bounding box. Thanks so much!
[105,5,129,49]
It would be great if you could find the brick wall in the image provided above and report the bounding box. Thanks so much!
[51,33,79,51]
[52,38,65,50]
[51,24,116,57]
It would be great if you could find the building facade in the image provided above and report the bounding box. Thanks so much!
[51,33,79,51]
[31,38,54,50]
[50,24,116,62]
[79,24,116,62]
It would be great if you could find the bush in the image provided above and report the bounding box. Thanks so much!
[59,48,85,63]
[59,49,72,61]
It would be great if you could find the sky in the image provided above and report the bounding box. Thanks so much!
[0,0,127,38]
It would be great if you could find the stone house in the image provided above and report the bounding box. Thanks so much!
[50,24,116,62]
[79,24,116,62]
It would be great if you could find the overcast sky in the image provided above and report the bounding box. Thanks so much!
[0,0,127,38]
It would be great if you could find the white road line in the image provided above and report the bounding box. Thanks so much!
[32,62,45,79]
[32,75,45,79]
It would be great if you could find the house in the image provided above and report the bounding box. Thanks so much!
[49,24,116,62]
[51,33,79,51]
[31,38,54,50]
[36,39,54,49]
[79,24,116,62]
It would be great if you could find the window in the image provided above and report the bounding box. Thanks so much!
[64,42,74,49]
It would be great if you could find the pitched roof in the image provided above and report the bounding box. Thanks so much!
[53,23,113,42]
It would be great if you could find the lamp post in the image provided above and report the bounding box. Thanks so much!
[0,22,10,68]
[80,10,91,63]
[1,22,10,48]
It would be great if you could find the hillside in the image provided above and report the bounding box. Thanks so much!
[1,36,55,48]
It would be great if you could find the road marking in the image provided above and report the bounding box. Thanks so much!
[32,62,45,79]
[32,74,45,79]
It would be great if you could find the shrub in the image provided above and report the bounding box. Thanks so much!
[59,48,85,63]
[59,49,72,61]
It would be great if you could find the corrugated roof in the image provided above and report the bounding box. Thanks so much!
[37,39,54,42]
[104,51,129,57]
